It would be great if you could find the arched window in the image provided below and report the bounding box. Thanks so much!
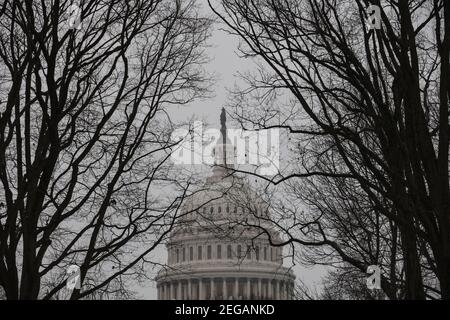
[246,245,252,260]
[190,246,194,261]
[255,246,260,261]
[234,206,237,213]
[227,245,232,259]
[218,206,222,213]
[176,248,179,263]
[226,206,230,213]
[263,247,267,261]
[270,247,273,261]
[237,245,242,259]
[182,247,186,262]
[210,206,214,214]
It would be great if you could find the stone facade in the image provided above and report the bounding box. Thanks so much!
[155,222,296,299]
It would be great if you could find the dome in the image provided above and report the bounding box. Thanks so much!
[155,109,295,300]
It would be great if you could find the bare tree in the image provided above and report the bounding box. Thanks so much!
[209,0,450,299]
[320,267,385,300]
[0,0,212,300]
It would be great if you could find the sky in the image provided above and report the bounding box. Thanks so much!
[168,2,244,127]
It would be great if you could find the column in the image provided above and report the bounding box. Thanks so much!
[163,283,167,300]
[188,280,192,300]
[170,282,174,300]
[268,281,272,299]
[286,283,290,300]
[210,278,214,300]
[275,280,280,300]
[166,282,170,300]
[223,278,227,300]
[278,282,282,300]
[258,279,262,299]
[289,283,293,300]
[234,278,239,299]
[178,281,182,300]
[286,282,290,300]
[246,278,251,299]
[264,280,268,299]
[168,282,171,300]
[193,280,197,299]
[166,283,169,300]
[199,278,203,300]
